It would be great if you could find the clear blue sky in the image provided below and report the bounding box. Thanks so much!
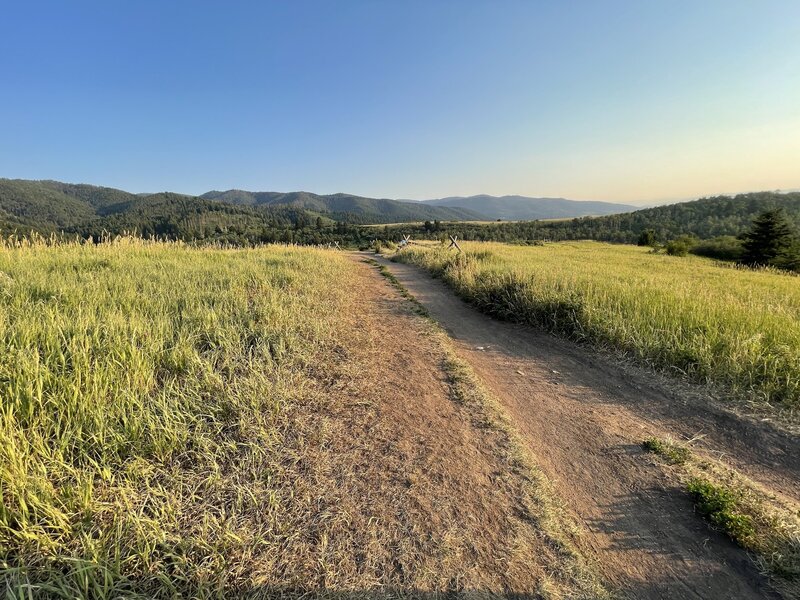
[2,1,799,203]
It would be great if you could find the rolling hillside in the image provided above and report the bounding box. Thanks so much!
[4,180,799,249]
[0,179,124,230]
[0,180,484,239]
[420,194,638,220]
[201,189,484,223]
[532,191,800,243]
[0,179,310,243]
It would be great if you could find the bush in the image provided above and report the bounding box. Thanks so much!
[690,236,744,261]
[665,235,698,257]
[637,229,656,246]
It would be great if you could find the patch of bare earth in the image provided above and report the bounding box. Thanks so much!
[371,253,799,600]
[266,257,603,598]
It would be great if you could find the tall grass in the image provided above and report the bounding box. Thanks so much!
[394,241,800,408]
[0,238,352,597]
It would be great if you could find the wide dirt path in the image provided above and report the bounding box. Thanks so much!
[364,253,800,600]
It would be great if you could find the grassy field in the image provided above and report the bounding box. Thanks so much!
[0,238,602,598]
[393,241,800,409]
[0,239,355,596]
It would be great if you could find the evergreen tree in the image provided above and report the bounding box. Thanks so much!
[740,209,798,269]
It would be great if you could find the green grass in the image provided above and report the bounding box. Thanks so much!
[393,241,800,408]
[643,436,800,586]
[0,238,355,597]
[686,479,756,545]
[641,438,691,465]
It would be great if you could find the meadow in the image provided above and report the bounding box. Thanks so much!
[0,238,359,596]
[393,241,800,409]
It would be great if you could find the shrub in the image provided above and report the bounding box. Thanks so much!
[637,229,656,246]
[665,235,698,256]
[690,236,744,261]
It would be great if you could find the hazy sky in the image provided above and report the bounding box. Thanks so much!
[2,1,799,204]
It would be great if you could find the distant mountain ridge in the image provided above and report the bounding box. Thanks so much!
[419,194,638,220]
[201,189,638,222]
[200,189,483,223]
[0,179,306,240]
[0,179,641,233]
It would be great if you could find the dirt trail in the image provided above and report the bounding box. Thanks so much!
[362,253,800,600]
[323,256,604,596]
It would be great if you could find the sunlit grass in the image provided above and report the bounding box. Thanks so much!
[0,237,353,597]
[394,241,800,408]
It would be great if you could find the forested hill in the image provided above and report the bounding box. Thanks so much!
[535,192,800,243]
[0,179,133,230]
[4,179,799,247]
[374,192,800,245]
[0,179,321,243]
[0,178,484,244]
[201,189,483,223]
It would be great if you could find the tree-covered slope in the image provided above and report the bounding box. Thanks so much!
[0,179,102,230]
[374,192,800,246]
[0,180,306,241]
[4,180,799,248]
[201,189,485,223]
[76,193,302,240]
[535,192,800,243]
[0,180,484,238]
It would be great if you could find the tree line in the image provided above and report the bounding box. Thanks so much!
[3,182,798,270]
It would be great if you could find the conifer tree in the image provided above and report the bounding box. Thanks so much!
[740,209,798,269]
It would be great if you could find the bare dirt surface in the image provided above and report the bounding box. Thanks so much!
[363,252,800,600]
[295,256,599,597]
